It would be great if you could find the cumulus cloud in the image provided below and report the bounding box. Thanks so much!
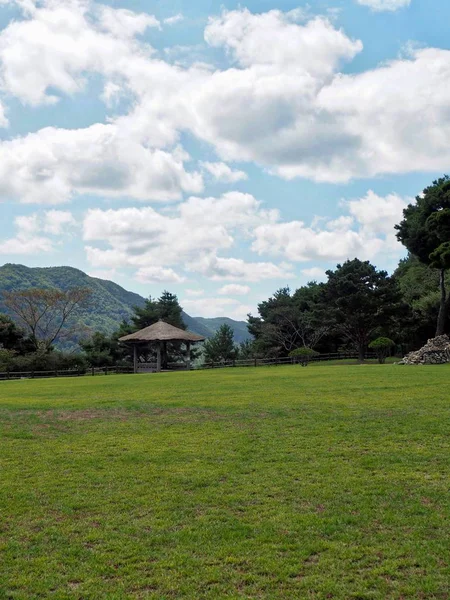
[98,6,160,38]
[356,0,411,12]
[185,288,205,297]
[43,210,77,234]
[83,192,289,283]
[136,266,186,284]
[0,2,448,204]
[200,162,248,183]
[182,297,252,320]
[0,211,72,254]
[218,284,251,296]
[301,267,327,280]
[253,191,409,263]
[0,126,202,204]
[189,255,293,282]
[204,10,361,73]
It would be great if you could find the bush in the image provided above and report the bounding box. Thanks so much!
[289,347,320,366]
[368,337,395,364]
[3,351,88,373]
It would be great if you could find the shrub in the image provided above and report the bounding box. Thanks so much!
[369,337,395,364]
[289,347,320,366]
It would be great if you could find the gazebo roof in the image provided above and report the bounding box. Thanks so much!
[119,320,205,343]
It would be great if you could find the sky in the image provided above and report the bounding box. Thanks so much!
[0,0,449,321]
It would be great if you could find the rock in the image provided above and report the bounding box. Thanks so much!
[401,335,450,365]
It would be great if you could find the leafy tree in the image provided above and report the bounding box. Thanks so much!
[131,296,160,331]
[132,291,185,330]
[248,284,328,357]
[238,339,258,359]
[2,287,91,352]
[130,291,187,369]
[320,259,401,363]
[80,332,121,367]
[369,337,395,364]
[289,347,320,366]
[0,314,31,352]
[392,255,440,351]
[203,324,238,363]
[396,176,450,335]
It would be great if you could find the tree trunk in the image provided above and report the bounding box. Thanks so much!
[436,269,448,337]
[358,345,365,364]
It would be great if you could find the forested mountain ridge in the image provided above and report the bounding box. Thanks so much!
[194,317,252,344]
[0,264,251,344]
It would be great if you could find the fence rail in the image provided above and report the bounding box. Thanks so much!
[0,366,134,381]
[198,352,377,370]
[0,353,379,381]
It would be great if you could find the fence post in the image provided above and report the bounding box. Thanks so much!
[254,358,257,367]
[105,367,108,376]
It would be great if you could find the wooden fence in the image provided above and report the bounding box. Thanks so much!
[0,366,134,381]
[0,352,378,381]
[198,352,376,370]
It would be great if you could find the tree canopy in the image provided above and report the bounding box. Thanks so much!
[396,176,450,335]
[203,324,237,363]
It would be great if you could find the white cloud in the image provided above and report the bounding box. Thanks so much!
[200,161,248,183]
[164,14,184,26]
[182,297,251,320]
[0,2,449,203]
[204,10,361,74]
[43,210,76,235]
[356,0,410,12]
[253,191,409,263]
[0,101,8,128]
[0,0,157,105]
[98,6,160,38]
[0,213,53,254]
[301,267,327,280]
[218,284,251,296]
[189,255,294,282]
[83,192,289,283]
[135,266,186,284]
[0,126,202,204]
[185,288,205,297]
[345,190,409,240]
[83,192,278,268]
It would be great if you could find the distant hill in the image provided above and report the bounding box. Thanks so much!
[194,317,252,344]
[0,264,251,346]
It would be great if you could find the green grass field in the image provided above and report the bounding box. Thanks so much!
[1,365,449,599]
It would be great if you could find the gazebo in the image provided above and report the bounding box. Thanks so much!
[119,320,205,373]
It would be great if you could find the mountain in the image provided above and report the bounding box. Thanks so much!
[193,317,252,344]
[0,264,251,346]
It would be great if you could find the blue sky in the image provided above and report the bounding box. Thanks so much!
[0,0,448,319]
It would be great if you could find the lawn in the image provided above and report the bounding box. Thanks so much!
[1,365,449,599]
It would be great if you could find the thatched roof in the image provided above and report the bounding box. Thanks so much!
[119,320,205,343]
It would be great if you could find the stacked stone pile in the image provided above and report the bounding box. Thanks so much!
[400,335,450,365]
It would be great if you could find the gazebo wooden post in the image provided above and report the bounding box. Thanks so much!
[186,341,191,370]
[156,341,162,372]
[133,345,138,374]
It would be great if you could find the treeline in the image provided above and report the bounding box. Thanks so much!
[245,255,437,361]
[1,176,450,371]
[246,176,450,360]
